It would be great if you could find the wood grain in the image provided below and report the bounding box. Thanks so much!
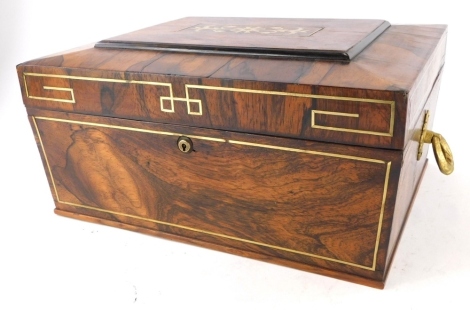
[29,108,402,282]
[19,25,446,91]
[17,19,448,288]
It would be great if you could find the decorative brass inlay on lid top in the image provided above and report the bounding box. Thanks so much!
[181,24,323,37]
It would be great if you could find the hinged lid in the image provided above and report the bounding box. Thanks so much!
[18,19,447,151]
[95,17,390,61]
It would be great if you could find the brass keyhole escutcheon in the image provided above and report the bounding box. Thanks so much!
[177,136,193,153]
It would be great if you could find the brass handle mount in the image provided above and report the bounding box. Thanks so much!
[417,111,454,175]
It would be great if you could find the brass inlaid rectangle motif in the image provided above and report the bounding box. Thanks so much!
[23,73,75,104]
[311,109,394,136]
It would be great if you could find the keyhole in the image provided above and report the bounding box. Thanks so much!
[177,136,193,153]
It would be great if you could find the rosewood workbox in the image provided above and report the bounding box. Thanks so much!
[17,17,454,288]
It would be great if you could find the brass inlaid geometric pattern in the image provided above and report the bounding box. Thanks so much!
[24,72,396,136]
[32,115,391,271]
[23,73,202,115]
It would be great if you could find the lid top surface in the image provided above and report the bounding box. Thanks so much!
[95,17,390,61]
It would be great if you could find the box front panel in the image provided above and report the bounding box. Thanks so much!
[29,109,401,279]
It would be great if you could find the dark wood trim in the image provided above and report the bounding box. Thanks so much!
[346,20,390,60]
[93,43,353,62]
[95,17,390,62]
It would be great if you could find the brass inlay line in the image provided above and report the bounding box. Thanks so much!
[372,161,391,270]
[311,110,387,136]
[184,84,204,115]
[24,72,396,135]
[187,100,203,115]
[160,96,203,115]
[24,72,174,85]
[312,110,360,118]
[389,102,396,136]
[60,201,372,270]
[23,74,29,98]
[228,140,385,164]
[33,117,225,143]
[32,115,391,271]
[42,86,75,103]
[31,117,60,201]
[187,84,395,104]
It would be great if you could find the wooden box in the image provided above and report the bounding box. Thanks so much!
[16,17,453,288]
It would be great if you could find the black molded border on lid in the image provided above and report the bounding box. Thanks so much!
[95,21,390,62]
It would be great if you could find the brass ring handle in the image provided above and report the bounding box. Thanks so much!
[417,110,454,175]
[422,131,454,175]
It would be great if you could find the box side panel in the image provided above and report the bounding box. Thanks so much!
[385,71,443,271]
[27,107,402,284]
[405,28,447,144]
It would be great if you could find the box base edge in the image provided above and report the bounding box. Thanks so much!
[54,208,385,289]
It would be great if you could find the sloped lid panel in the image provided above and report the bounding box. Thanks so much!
[95,17,390,61]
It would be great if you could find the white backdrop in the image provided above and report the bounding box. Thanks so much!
[1,1,469,309]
